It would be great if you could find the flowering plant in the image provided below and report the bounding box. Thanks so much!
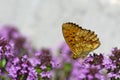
[0,25,119,80]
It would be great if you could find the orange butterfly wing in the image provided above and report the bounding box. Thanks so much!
[62,22,100,59]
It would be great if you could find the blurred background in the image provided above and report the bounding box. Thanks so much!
[0,0,120,54]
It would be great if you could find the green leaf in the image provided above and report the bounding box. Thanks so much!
[0,58,6,68]
[36,68,42,73]
[64,63,72,72]
[38,76,43,80]
[46,66,52,71]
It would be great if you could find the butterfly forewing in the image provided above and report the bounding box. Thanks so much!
[62,22,101,59]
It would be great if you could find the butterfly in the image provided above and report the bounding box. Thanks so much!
[62,22,101,59]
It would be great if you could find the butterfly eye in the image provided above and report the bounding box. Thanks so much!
[62,22,100,59]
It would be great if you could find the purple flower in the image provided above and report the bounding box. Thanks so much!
[6,55,37,80]
[34,48,54,79]
[0,26,34,56]
[54,42,109,80]
[104,47,120,79]
[0,26,55,79]
[40,71,53,79]
[27,67,38,80]
[29,57,41,67]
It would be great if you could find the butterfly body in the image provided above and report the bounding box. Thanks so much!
[62,22,100,59]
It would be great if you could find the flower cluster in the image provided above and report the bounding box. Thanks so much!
[54,43,120,80]
[0,25,119,80]
[0,26,54,80]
